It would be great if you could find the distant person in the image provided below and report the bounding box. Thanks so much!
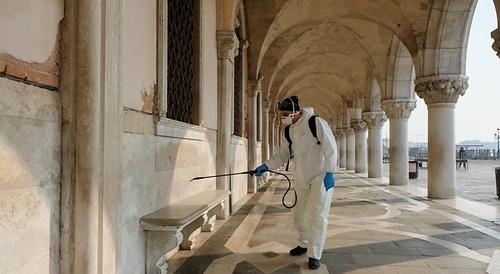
[459,146,465,159]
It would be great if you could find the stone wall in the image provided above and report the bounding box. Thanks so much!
[117,0,251,272]
[230,136,249,205]
[120,111,218,273]
[0,78,60,274]
[121,0,157,113]
[0,1,62,273]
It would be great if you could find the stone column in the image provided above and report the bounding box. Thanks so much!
[216,31,239,218]
[262,99,270,160]
[268,111,275,155]
[246,79,261,194]
[345,127,356,170]
[381,99,415,186]
[338,130,347,168]
[334,130,341,167]
[415,75,468,198]
[60,0,122,272]
[351,119,367,173]
[274,120,280,153]
[362,112,387,178]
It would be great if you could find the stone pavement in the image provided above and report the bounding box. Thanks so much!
[168,169,500,273]
[392,160,500,206]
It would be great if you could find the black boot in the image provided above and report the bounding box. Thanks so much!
[308,257,320,270]
[289,246,307,256]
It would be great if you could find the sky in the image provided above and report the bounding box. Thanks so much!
[389,0,500,143]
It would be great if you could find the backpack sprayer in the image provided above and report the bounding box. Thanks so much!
[191,170,297,208]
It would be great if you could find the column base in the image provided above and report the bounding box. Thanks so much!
[389,176,408,186]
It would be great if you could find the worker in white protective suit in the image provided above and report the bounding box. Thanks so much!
[254,96,337,270]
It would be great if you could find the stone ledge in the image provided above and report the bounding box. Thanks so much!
[156,118,208,141]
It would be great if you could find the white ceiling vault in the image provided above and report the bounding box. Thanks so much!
[243,0,478,122]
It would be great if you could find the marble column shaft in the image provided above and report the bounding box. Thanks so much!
[246,79,260,194]
[351,119,367,174]
[216,31,239,218]
[415,75,468,198]
[339,130,347,168]
[363,112,387,178]
[345,127,356,170]
[261,100,270,161]
[60,0,122,272]
[382,99,416,186]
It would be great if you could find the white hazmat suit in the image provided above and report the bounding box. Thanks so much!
[264,107,337,259]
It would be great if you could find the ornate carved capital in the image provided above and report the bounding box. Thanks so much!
[334,130,345,138]
[492,28,500,58]
[262,99,270,112]
[350,119,366,132]
[247,77,262,97]
[415,75,468,105]
[381,99,416,119]
[362,112,387,128]
[216,31,239,59]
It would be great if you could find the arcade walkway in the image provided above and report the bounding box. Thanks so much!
[167,170,500,274]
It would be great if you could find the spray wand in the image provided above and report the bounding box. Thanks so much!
[191,170,297,208]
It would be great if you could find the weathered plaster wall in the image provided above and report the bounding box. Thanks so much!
[121,0,156,112]
[0,0,63,88]
[0,78,60,274]
[202,0,219,129]
[0,0,63,62]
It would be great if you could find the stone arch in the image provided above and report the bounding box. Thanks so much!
[495,0,500,26]
[417,0,478,77]
[216,0,240,31]
[384,37,415,100]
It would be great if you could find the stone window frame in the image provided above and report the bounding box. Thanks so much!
[155,0,206,140]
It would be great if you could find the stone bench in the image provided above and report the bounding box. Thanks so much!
[140,190,230,274]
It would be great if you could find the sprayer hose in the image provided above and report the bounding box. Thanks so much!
[265,170,297,209]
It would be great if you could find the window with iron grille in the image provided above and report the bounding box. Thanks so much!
[233,26,243,137]
[166,0,200,124]
[257,93,261,141]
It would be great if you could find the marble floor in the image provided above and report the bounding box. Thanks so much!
[169,166,500,273]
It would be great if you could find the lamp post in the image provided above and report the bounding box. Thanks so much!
[495,128,500,160]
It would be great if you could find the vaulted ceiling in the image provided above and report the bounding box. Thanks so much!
[243,0,477,122]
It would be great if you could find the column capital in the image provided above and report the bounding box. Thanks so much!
[262,98,270,112]
[216,31,239,59]
[381,99,416,119]
[350,119,366,132]
[247,77,263,97]
[334,129,345,138]
[362,111,387,129]
[415,75,468,105]
[492,28,500,58]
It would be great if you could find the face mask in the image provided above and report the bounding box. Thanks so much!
[281,114,294,126]
[280,97,298,126]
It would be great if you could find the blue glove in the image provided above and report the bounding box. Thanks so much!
[324,172,335,190]
[254,163,269,176]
